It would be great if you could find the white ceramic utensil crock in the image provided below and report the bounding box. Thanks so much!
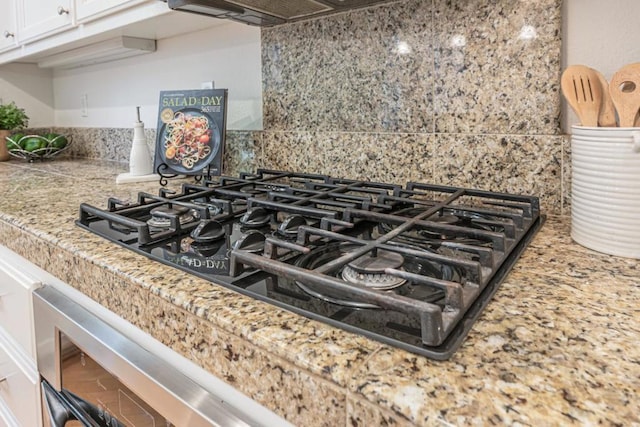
[571,125,640,258]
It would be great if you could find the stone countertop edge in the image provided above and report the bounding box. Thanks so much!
[0,159,637,427]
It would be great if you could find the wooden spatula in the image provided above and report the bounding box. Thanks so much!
[592,69,617,127]
[609,63,640,127]
[561,65,602,127]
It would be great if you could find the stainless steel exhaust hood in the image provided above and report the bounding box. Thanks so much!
[167,0,398,27]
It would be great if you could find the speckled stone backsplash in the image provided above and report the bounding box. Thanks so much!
[51,127,261,177]
[261,0,567,214]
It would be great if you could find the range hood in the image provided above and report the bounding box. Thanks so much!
[167,0,398,27]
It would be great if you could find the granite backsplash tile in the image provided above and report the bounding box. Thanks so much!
[261,0,565,214]
[432,0,562,135]
[261,131,433,185]
[431,134,564,213]
[51,127,261,177]
[262,0,434,133]
[261,131,563,212]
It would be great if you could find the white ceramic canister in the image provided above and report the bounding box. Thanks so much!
[571,125,640,259]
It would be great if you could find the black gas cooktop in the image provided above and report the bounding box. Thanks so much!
[77,169,543,359]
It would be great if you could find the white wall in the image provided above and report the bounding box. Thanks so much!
[0,20,261,131]
[52,21,262,130]
[0,63,54,128]
[53,18,262,130]
[562,0,640,131]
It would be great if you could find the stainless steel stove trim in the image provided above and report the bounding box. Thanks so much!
[33,285,253,427]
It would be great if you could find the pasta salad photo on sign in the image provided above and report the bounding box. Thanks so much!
[154,89,227,177]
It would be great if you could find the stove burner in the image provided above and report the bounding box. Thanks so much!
[189,239,225,257]
[294,243,448,309]
[347,249,404,273]
[423,212,493,239]
[190,201,223,217]
[232,231,266,254]
[239,184,287,195]
[240,207,271,228]
[277,215,307,238]
[341,250,406,290]
[190,219,225,243]
[430,214,458,225]
[147,206,196,229]
[381,208,502,246]
[341,266,407,290]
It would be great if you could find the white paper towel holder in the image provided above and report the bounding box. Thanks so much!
[116,106,159,184]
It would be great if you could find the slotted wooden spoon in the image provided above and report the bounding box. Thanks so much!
[609,63,640,127]
[561,65,602,127]
[592,69,617,127]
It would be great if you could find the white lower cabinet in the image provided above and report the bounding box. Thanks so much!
[0,398,20,427]
[0,262,39,360]
[0,246,42,427]
[0,332,40,427]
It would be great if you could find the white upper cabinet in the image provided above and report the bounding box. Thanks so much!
[0,0,221,67]
[0,1,18,52]
[75,0,148,24]
[16,0,74,43]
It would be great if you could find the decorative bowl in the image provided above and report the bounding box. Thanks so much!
[6,134,72,161]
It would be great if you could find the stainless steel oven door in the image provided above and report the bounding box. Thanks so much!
[41,378,127,427]
[33,285,253,427]
[40,332,165,427]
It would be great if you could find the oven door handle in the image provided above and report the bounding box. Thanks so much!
[41,380,102,427]
[64,389,126,427]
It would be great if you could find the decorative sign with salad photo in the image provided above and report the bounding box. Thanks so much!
[153,89,227,177]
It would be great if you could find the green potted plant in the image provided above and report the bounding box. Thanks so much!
[0,101,30,161]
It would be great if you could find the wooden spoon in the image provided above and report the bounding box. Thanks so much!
[592,69,617,127]
[609,63,640,127]
[561,65,602,127]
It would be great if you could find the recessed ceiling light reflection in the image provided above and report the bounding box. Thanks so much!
[395,41,412,55]
[518,25,537,40]
[450,34,466,48]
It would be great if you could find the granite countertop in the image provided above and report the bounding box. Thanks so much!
[0,159,637,426]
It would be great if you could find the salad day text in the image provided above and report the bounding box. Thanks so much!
[162,96,224,107]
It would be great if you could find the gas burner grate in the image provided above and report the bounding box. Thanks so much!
[77,169,543,359]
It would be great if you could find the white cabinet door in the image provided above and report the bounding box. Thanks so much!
[0,335,40,427]
[75,0,148,24]
[16,0,74,43]
[0,247,40,360]
[0,246,41,427]
[0,397,20,427]
[0,1,18,52]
